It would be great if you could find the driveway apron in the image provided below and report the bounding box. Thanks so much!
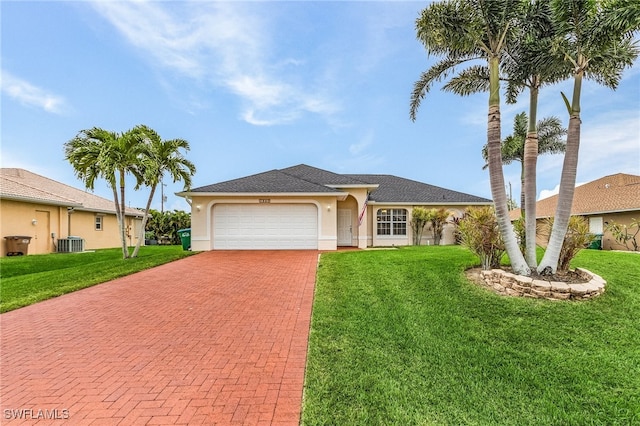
[0,250,319,425]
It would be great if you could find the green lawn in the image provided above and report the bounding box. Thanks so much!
[0,246,195,313]
[303,246,640,425]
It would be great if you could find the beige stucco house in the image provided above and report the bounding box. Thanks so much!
[1,168,145,256]
[511,173,640,251]
[178,164,492,251]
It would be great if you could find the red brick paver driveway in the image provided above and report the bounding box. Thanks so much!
[0,251,319,425]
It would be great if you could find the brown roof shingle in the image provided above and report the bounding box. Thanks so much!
[511,173,640,219]
[0,168,144,217]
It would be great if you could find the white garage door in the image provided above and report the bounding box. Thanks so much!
[213,204,318,249]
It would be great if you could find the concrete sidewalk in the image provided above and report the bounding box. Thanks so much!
[0,250,319,425]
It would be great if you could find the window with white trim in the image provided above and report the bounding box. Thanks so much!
[95,215,103,231]
[376,208,407,236]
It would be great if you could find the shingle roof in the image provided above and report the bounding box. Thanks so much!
[191,169,343,194]
[280,164,370,186]
[190,164,491,204]
[0,168,144,216]
[511,173,640,219]
[349,174,492,204]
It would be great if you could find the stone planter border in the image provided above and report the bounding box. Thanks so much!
[478,268,606,301]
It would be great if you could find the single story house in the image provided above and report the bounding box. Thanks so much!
[1,168,145,256]
[178,164,492,251]
[511,173,640,251]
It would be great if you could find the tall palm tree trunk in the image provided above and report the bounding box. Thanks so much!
[111,185,128,260]
[538,73,583,274]
[519,168,525,219]
[523,83,540,267]
[118,169,129,259]
[487,57,530,276]
[131,185,157,258]
[523,131,538,266]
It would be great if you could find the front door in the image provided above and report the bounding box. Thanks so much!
[35,210,51,254]
[337,209,353,246]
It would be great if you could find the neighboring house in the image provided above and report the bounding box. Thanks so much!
[511,173,640,251]
[178,164,492,251]
[0,168,144,256]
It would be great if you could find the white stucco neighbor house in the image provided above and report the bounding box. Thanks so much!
[177,164,492,251]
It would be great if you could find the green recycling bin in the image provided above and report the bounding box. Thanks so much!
[177,228,191,251]
[588,233,603,250]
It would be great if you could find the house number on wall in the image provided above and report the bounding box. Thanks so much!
[259,199,271,204]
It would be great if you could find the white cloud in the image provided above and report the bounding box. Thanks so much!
[538,181,590,201]
[1,70,68,114]
[349,131,374,155]
[577,111,640,177]
[90,1,340,126]
[538,183,560,200]
[538,108,639,196]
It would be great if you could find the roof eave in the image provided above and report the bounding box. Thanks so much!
[178,191,348,201]
[326,184,380,190]
[0,194,82,208]
[73,207,145,217]
[369,201,493,206]
[536,207,640,219]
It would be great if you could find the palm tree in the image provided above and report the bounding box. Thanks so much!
[482,112,566,257]
[482,112,566,214]
[500,0,569,268]
[538,0,640,274]
[411,0,531,275]
[450,1,567,269]
[130,126,196,258]
[65,127,142,259]
[482,112,566,266]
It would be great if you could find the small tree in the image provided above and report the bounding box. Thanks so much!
[456,207,505,270]
[606,219,639,252]
[426,208,450,246]
[541,216,595,273]
[410,207,430,245]
[449,215,464,245]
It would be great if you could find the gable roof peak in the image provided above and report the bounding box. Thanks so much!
[279,164,371,186]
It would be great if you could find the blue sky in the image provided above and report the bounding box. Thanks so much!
[2,1,639,212]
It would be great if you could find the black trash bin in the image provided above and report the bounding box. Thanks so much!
[177,228,191,251]
[5,236,32,256]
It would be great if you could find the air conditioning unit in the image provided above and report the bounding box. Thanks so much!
[57,237,85,253]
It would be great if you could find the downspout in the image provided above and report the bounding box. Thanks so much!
[67,207,74,236]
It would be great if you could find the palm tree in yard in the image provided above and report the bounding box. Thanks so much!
[410,0,531,275]
[481,112,566,264]
[500,0,568,268]
[65,127,143,259]
[130,126,196,258]
[447,0,567,268]
[537,0,640,274]
[482,113,566,216]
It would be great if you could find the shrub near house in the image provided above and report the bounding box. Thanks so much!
[145,209,191,245]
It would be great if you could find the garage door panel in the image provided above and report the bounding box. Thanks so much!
[213,204,318,249]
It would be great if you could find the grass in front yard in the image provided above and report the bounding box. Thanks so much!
[0,246,195,313]
[303,246,640,425]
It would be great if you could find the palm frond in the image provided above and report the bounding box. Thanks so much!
[410,56,475,121]
[441,65,490,96]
